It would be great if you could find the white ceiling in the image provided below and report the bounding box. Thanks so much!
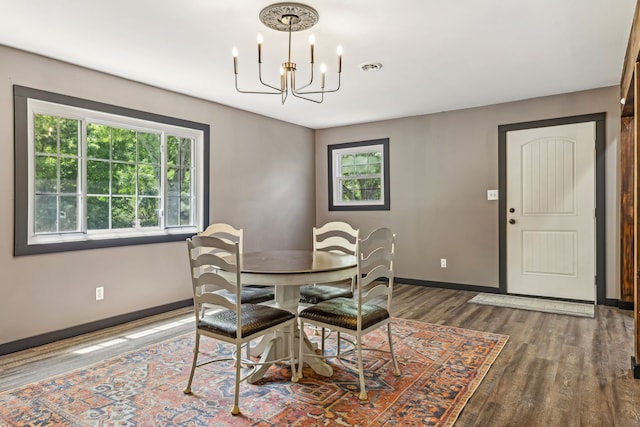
[0,0,636,129]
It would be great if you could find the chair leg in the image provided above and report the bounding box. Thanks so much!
[297,319,305,379]
[183,333,200,394]
[356,335,367,401]
[387,324,401,376]
[290,321,298,382]
[231,342,242,416]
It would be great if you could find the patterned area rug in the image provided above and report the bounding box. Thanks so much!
[0,318,508,426]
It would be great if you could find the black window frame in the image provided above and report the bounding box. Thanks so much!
[13,85,210,256]
[328,138,390,211]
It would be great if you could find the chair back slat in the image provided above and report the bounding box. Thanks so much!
[361,282,390,304]
[197,288,237,311]
[200,223,244,253]
[193,272,237,295]
[313,221,359,255]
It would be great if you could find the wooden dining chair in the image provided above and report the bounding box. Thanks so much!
[299,221,359,353]
[183,235,297,416]
[299,221,359,304]
[199,223,274,305]
[297,227,401,401]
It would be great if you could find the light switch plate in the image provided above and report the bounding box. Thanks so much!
[487,189,499,200]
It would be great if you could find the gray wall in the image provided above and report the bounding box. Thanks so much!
[315,86,621,298]
[0,42,624,347]
[0,45,315,345]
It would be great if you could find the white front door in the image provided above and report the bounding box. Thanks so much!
[506,122,595,301]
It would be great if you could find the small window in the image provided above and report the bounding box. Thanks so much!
[14,86,210,255]
[328,138,390,211]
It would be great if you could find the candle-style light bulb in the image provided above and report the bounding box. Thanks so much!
[336,45,343,73]
[309,35,315,64]
[280,66,285,90]
[232,47,238,74]
[320,63,326,88]
[257,34,263,64]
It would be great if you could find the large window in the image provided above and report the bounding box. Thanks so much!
[328,138,390,211]
[14,86,209,255]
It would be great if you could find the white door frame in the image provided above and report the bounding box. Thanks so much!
[498,113,606,304]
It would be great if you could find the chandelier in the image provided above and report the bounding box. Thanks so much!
[232,2,342,104]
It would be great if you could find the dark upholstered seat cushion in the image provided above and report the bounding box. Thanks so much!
[198,304,295,339]
[298,297,389,330]
[299,284,353,304]
[215,286,275,304]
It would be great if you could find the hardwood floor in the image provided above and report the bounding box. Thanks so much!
[1,283,639,426]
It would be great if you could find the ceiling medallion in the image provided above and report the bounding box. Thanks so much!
[259,3,319,32]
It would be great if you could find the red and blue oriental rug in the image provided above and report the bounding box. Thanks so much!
[0,318,508,426]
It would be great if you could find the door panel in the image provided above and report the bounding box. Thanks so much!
[506,122,595,301]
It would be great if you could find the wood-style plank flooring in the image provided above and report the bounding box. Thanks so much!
[1,284,639,426]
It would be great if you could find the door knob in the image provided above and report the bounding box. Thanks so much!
[509,208,515,213]
[509,219,516,224]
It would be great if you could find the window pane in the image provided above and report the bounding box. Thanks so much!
[138,165,160,196]
[180,137,192,167]
[138,197,160,227]
[138,132,161,164]
[112,163,136,195]
[87,123,111,160]
[341,164,356,176]
[59,157,79,193]
[181,169,192,196]
[59,118,79,155]
[87,159,110,194]
[181,195,192,225]
[35,155,58,193]
[355,153,368,165]
[59,196,79,232]
[34,114,58,154]
[356,164,369,174]
[367,163,381,174]
[166,196,179,226]
[341,178,381,201]
[360,178,381,200]
[112,128,136,162]
[167,135,179,165]
[167,166,180,196]
[111,197,135,229]
[34,195,57,233]
[341,154,355,167]
[87,196,110,230]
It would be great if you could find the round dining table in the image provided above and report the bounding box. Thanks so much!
[219,249,357,383]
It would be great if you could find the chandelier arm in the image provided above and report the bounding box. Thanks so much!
[291,90,323,104]
[294,74,341,95]
[293,65,314,91]
[258,62,284,92]
[235,76,283,95]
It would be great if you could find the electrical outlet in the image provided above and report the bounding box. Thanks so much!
[96,286,104,301]
[487,189,499,200]
[440,258,447,268]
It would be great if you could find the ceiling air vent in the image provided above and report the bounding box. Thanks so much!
[360,62,383,72]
